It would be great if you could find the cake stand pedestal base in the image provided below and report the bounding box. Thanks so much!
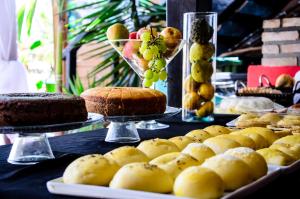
[105,122,140,143]
[7,133,54,165]
[136,120,169,130]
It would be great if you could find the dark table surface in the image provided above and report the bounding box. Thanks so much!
[0,114,300,199]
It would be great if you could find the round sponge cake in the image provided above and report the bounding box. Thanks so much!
[81,87,166,116]
[0,93,87,126]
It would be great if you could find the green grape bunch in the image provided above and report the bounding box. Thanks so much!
[139,28,168,88]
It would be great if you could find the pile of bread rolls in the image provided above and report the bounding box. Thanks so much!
[63,125,300,199]
[236,112,300,129]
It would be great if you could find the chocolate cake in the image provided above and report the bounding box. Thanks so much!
[80,87,166,116]
[0,93,88,126]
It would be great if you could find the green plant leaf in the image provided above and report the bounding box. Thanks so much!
[17,4,26,41]
[30,40,42,50]
[65,0,166,88]
[26,0,37,36]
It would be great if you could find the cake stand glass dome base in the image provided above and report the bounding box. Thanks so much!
[104,107,181,143]
[1,113,104,165]
[7,133,54,165]
[105,122,140,143]
[136,120,169,130]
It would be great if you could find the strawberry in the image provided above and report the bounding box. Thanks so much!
[129,32,137,39]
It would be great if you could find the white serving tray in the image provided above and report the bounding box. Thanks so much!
[47,165,281,199]
[277,159,300,175]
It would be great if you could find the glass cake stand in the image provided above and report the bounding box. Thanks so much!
[0,113,104,165]
[105,106,181,143]
[109,39,184,130]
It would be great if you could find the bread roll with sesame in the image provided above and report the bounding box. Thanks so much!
[63,154,119,186]
[202,154,253,191]
[137,138,180,159]
[225,147,267,180]
[257,148,295,166]
[150,153,200,178]
[203,125,231,136]
[174,166,224,199]
[109,162,173,193]
[185,129,212,142]
[182,143,215,163]
[203,137,241,154]
[104,146,149,166]
[169,136,196,150]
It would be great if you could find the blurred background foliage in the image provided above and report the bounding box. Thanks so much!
[65,0,166,95]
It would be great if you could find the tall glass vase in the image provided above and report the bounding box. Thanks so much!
[182,12,217,122]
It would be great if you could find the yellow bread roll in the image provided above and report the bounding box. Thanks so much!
[258,113,282,124]
[202,154,253,191]
[182,143,215,163]
[273,135,300,146]
[237,113,258,122]
[203,137,241,154]
[137,138,180,159]
[149,152,180,165]
[231,131,269,149]
[150,153,200,178]
[109,162,173,193]
[274,130,292,138]
[256,148,295,166]
[283,115,300,120]
[203,125,231,136]
[238,127,278,145]
[63,154,119,186]
[217,134,256,149]
[235,118,268,128]
[174,166,224,199]
[185,129,212,142]
[104,146,149,166]
[270,144,300,160]
[277,118,300,127]
[225,147,267,180]
[169,136,196,150]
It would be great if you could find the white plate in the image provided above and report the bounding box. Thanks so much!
[47,165,281,199]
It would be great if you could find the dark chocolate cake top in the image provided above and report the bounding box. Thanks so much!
[0,93,83,101]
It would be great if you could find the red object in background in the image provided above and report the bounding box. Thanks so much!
[129,32,137,39]
[247,65,300,87]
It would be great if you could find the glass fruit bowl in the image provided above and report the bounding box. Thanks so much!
[109,38,184,130]
[109,39,184,78]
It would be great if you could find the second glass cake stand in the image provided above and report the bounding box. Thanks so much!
[0,113,104,165]
[105,106,180,143]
